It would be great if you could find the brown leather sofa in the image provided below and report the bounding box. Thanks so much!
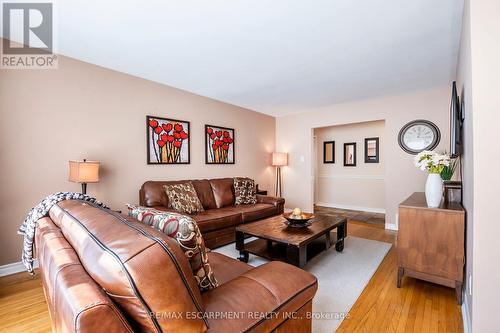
[36,200,318,333]
[139,178,285,248]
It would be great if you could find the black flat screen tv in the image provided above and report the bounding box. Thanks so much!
[450,81,463,157]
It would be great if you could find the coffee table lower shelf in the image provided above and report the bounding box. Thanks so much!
[242,237,344,266]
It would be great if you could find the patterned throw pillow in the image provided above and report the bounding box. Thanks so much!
[163,182,204,215]
[234,177,258,205]
[126,204,218,291]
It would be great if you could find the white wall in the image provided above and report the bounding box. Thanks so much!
[468,0,500,331]
[314,120,385,213]
[276,86,450,229]
[456,0,473,327]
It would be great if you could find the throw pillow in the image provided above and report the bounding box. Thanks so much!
[163,182,204,215]
[126,204,218,291]
[234,177,258,205]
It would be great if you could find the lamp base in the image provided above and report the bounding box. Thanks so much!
[81,183,87,195]
[275,167,282,197]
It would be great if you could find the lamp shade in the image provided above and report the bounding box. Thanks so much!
[272,152,288,166]
[68,160,100,183]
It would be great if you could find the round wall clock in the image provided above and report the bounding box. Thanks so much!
[398,120,440,154]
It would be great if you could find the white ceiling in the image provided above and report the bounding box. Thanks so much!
[4,0,464,116]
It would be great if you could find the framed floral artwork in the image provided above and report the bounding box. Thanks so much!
[205,125,235,164]
[147,115,190,164]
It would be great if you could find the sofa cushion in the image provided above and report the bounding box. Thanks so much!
[163,182,204,214]
[207,252,252,286]
[209,178,235,208]
[141,179,217,210]
[233,177,257,205]
[49,200,207,332]
[192,179,218,209]
[149,206,178,213]
[235,203,278,223]
[192,207,242,233]
[127,204,218,291]
[202,261,318,332]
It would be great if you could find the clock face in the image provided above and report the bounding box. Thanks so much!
[398,120,440,154]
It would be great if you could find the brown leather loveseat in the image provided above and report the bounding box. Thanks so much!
[139,178,285,248]
[36,200,318,332]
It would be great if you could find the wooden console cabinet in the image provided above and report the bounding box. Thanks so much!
[396,192,465,304]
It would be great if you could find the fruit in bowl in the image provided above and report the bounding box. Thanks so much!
[292,208,303,218]
[283,208,315,228]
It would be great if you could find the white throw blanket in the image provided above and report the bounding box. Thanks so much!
[18,192,108,274]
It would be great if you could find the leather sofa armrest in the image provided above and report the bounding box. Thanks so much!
[55,264,134,333]
[257,195,285,214]
[257,194,285,207]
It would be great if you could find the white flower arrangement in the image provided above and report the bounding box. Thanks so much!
[414,150,450,174]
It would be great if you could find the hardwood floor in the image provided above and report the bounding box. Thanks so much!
[0,269,51,332]
[315,205,386,228]
[337,221,463,333]
[0,221,463,333]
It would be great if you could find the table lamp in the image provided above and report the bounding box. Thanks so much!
[272,152,288,197]
[68,159,100,194]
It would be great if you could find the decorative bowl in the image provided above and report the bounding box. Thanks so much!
[283,212,315,228]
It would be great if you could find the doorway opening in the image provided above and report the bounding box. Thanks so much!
[312,120,386,227]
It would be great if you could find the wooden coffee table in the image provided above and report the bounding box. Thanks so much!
[236,214,347,268]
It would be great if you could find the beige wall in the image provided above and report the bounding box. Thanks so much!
[0,52,275,266]
[276,86,450,229]
[314,120,385,212]
[467,0,500,331]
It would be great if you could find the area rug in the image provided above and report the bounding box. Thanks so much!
[214,236,392,332]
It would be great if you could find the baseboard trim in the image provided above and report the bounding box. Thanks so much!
[385,223,398,231]
[387,213,400,231]
[462,295,471,333]
[315,202,386,214]
[0,260,38,277]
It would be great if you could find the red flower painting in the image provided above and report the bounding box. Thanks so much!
[147,116,190,164]
[205,125,234,164]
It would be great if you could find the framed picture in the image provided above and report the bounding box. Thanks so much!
[323,141,335,163]
[365,137,380,163]
[147,115,190,164]
[344,142,357,166]
[205,125,235,164]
